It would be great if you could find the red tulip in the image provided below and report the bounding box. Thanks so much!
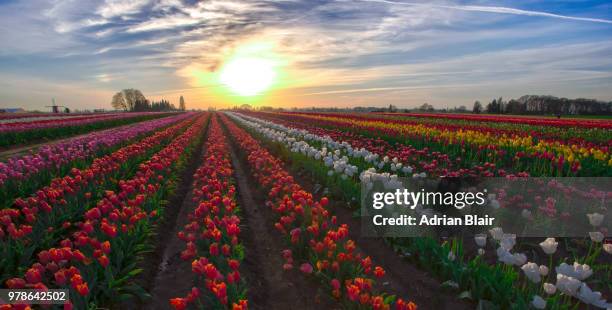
[300,263,313,274]
[25,268,41,284]
[169,298,188,310]
[6,278,26,288]
[374,266,385,278]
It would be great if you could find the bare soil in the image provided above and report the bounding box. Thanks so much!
[227,128,340,310]
[144,187,200,310]
[128,131,208,310]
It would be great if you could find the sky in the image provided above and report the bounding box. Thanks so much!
[0,0,611,110]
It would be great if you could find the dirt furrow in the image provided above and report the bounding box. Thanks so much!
[137,130,208,310]
[226,125,339,310]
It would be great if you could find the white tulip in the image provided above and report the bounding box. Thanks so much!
[500,234,516,251]
[513,252,527,266]
[489,227,504,241]
[556,262,592,281]
[521,262,541,283]
[603,243,612,254]
[586,213,604,227]
[474,234,487,247]
[531,295,546,309]
[555,274,581,296]
[521,209,532,219]
[577,282,610,308]
[401,166,412,174]
[539,238,558,255]
[589,231,604,243]
[497,247,526,266]
[543,283,556,295]
[539,265,549,276]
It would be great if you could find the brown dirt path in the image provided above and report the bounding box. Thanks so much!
[144,186,199,310]
[135,129,208,310]
[227,127,340,310]
[140,117,338,310]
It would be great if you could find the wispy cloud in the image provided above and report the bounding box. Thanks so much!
[360,0,612,24]
[0,0,611,109]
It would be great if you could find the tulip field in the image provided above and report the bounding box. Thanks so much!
[0,112,177,148]
[0,110,610,309]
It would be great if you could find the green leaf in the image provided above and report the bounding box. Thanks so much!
[383,294,396,304]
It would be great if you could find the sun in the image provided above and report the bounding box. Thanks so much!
[219,57,276,96]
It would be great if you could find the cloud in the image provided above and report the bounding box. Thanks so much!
[360,0,612,24]
[0,0,611,109]
[96,0,151,19]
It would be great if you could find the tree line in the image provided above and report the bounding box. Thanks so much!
[258,95,610,116]
[111,89,186,112]
[472,95,612,115]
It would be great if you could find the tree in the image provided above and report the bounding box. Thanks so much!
[486,99,498,114]
[133,99,151,112]
[179,96,186,111]
[111,89,146,111]
[418,103,434,112]
[388,104,397,112]
[150,99,175,111]
[505,99,525,114]
[111,92,127,111]
[472,101,483,114]
[457,105,467,112]
[498,97,504,113]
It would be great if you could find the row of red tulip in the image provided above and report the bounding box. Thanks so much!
[3,113,210,309]
[294,112,611,150]
[286,111,610,153]
[260,112,610,176]
[0,112,173,133]
[376,112,612,129]
[220,113,416,310]
[0,114,199,297]
[1,114,197,242]
[170,115,247,310]
[0,112,193,191]
[0,113,99,121]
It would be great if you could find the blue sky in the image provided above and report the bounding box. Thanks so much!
[0,0,611,110]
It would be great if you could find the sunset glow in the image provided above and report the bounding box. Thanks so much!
[219,57,276,96]
[0,1,611,109]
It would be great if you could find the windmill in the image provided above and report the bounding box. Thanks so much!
[46,98,67,113]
